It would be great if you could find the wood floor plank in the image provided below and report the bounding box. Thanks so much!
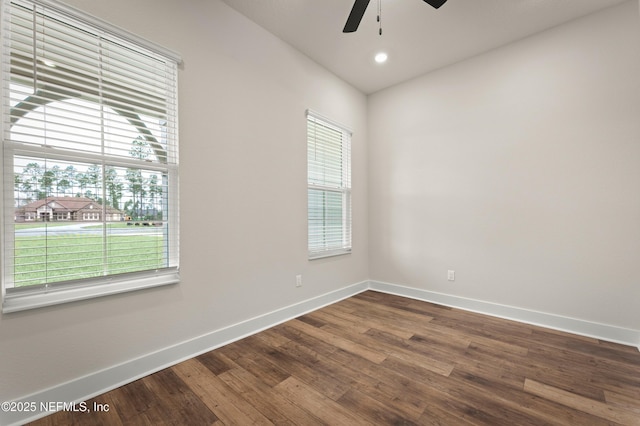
[253,327,292,347]
[217,367,322,425]
[353,291,451,318]
[29,291,640,426]
[337,349,446,417]
[79,394,125,426]
[281,338,429,420]
[339,296,436,334]
[303,308,374,334]
[524,378,640,425]
[445,374,549,425]
[338,388,421,425]
[286,318,388,364]
[336,324,455,376]
[604,390,640,415]
[319,302,415,339]
[172,358,273,425]
[254,338,353,401]
[140,368,218,425]
[196,351,236,376]
[528,329,637,362]
[274,376,370,426]
[448,368,614,426]
[409,327,472,351]
[468,332,530,357]
[525,345,609,401]
[101,387,157,426]
[596,370,640,401]
[452,342,528,390]
[97,379,154,424]
[213,337,291,387]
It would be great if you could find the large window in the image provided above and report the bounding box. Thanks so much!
[1,0,180,312]
[307,110,351,258]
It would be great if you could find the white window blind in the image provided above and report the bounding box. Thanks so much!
[1,0,180,312]
[307,110,351,258]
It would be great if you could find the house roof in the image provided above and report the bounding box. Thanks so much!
[16,196,123,214]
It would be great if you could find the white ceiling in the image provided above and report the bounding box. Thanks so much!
[220,0,629,94]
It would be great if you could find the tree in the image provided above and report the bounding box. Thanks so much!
[127,138,152,219]
[21,162,43,201]
[65,165,77,194]
[41,169,55,198]
[77,171,89,198]
[85,164,101,200]
[14,173,24,205]
[50,165,70,196]
[129,136,152,161]
[104,166,123,210]
[125,168,145,219]
[147,173,163,220]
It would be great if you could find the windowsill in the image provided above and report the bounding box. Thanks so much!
[308,249,352,260]
[2,270,179,313]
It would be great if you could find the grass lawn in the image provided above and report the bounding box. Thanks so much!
[14,233,166,287]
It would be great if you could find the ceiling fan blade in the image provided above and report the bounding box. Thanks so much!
[423,0,448,9]
[343,0,371,33]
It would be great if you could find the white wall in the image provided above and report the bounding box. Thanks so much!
[368,1,640,330]
[2,0,640,412]
[0,0,368,402]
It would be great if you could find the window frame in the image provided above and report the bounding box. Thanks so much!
[306,109,352,259]
[0,0,181,313]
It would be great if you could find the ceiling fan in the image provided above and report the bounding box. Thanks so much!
[343,0,448,33]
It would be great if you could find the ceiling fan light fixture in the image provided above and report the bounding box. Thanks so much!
[374,52,388,63]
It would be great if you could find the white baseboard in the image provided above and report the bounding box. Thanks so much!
[1,281,369,426]
[369,280,640,350]
[4,279,639,425]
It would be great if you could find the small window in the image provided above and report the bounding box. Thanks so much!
[307,110,352,258]
[1,0,181,312]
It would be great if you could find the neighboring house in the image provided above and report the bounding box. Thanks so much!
[15,196,124,222]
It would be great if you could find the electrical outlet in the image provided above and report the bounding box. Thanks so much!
[296,274,302,287]
[447,270,455,281]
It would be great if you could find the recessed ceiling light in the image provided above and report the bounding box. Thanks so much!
[374,52,388,64]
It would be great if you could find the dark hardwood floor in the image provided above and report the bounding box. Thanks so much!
[30,291,640,425]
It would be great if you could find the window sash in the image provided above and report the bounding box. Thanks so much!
[1,0,180,312]
[306,111,352,258]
